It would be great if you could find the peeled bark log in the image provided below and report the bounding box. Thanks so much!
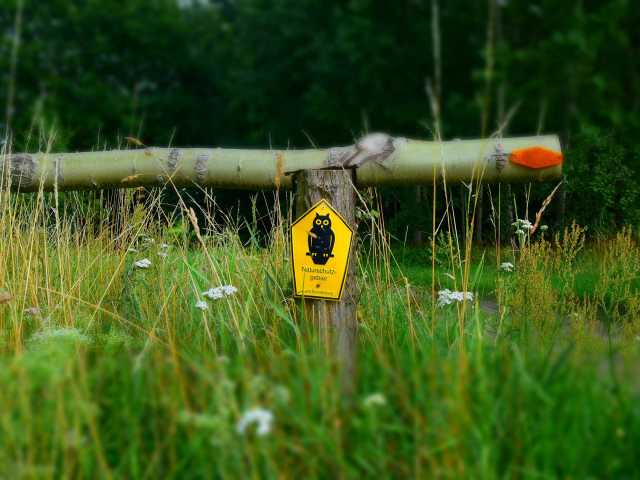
[1,134,562,192]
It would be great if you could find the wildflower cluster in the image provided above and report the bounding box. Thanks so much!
[196,285,238,310]
[437,289,474,308]
[512,218,533,236]
[134,258,152,269]
[203,285,238,300]
[195,300,209,311]
[500,262,515,272]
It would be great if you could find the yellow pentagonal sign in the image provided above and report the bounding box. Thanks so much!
[290,199,354,301]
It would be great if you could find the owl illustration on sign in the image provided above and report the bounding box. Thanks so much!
[307,213,335,265]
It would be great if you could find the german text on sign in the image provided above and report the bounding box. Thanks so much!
[290,199,353,301]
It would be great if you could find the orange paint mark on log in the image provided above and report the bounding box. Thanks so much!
[510,147,563,169]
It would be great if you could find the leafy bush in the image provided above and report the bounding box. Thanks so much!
[566,128,640,230]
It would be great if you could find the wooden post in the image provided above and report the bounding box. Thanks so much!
[293,169,359,396]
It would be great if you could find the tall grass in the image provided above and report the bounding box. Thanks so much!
[0,166,639,478]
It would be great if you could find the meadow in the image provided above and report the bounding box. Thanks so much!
[0,186,639,479]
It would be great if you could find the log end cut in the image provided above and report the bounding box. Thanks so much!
[2,154,38,190]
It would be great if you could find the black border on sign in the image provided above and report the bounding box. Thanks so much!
[290,199,354,301]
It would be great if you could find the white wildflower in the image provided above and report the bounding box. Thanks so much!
[236,407,274,437]
[437,289,474,308]
[24,307,41,316]
[134,258,152,269]
[157,252,168,259]
[363,392,387,408]
[195,300,209,311]
[512,218,533,231]
[160,243,170,250]
[540,225,549,232]
[220,285,238,296]
[500,262,514,272]
[202,288,224,300]
[202,285,237,300]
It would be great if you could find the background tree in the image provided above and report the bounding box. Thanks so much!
[0,0,638,235]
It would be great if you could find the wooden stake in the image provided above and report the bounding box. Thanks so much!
[293,169,358,396]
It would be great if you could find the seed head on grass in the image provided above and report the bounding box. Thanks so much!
[0,290,12,304]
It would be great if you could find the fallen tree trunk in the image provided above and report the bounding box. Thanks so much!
[1,134,562,192]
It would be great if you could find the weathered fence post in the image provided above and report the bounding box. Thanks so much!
[293,169,359,396]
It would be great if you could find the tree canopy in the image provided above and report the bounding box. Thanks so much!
[1,0,638,232]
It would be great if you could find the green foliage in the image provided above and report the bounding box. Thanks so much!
[566,128,640,229]
[0,0,638,232]
[0,0,231,149]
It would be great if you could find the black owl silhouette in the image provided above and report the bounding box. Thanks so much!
[307,213,335,265]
